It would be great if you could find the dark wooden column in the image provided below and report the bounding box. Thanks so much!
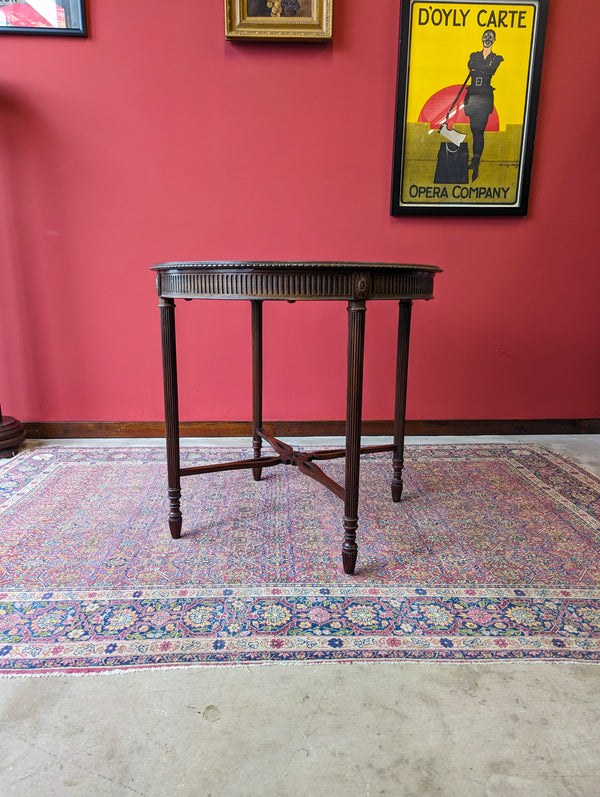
[0,403,26,458]
[391,300,412,502]
[343,299,366,575]
[159,297,182,538]
[251,300,263,481]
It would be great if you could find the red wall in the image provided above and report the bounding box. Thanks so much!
[1,1,598,424]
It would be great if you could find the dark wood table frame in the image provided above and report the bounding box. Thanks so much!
[153,262,440,575]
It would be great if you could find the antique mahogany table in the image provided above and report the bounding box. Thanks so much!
[153,261,440,575]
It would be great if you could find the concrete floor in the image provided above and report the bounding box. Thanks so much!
[2,435,600,797]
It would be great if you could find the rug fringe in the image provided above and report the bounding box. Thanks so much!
[2,657,600,679]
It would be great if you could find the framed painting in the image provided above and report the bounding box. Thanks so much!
[0,0,86,35]
[225,0,332,41]
[390,0,548,215]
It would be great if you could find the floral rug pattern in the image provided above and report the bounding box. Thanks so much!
[1,444,599,673]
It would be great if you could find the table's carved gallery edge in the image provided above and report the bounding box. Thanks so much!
[153,262,441,575]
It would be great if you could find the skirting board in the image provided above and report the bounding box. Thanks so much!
[22,419,600,439]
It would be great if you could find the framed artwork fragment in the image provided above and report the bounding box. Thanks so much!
[225,0,332,41]
[391,0,548,215]
[0,0,86,35]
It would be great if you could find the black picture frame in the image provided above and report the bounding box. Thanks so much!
[0,0,86,36]
[391,0,548,216]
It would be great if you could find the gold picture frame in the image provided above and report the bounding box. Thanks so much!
[225,0,332,41]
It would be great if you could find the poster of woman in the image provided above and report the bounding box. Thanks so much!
[391,0,548,215]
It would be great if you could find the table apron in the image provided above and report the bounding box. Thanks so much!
[156,269,436,302]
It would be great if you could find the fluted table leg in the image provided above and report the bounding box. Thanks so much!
[251,300,263,481]
[343,299,366,575]
[392,300,412,502]
[160,297,182,538]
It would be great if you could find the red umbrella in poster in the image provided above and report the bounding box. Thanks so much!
[419,83,500,145]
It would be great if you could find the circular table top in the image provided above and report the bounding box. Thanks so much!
[153,260,441,272]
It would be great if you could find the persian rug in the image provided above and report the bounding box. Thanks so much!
[1,443,599,674]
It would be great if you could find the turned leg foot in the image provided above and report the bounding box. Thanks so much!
[391,477,403,503]
[252,433,262,481]
[168,487,182,538]
[342,516,358,575]
[252,445,263,482]
[252,432,262,481]
[342,549,358,575]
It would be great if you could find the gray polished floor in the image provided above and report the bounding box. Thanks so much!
[2,436,600,797]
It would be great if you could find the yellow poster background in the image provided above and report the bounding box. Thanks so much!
[400,1,537,206]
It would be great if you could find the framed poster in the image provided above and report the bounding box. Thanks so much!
[391,0,548,215]
[0,0,86,35]
[225,0,332,40]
